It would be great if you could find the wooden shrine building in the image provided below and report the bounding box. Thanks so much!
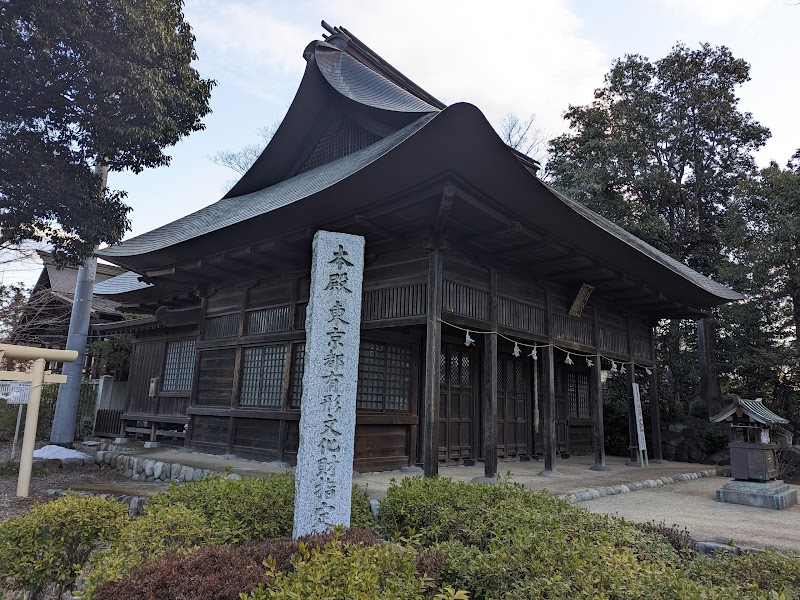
[95,23,742,476]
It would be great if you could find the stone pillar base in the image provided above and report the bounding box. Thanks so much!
[143,441,160,449]
[537,469,562,478]
[716,480,798,510]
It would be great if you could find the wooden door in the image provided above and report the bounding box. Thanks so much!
[497,354,529,458]
[566,370,593,455]
[554,365,569,454]
[438,344,475,462]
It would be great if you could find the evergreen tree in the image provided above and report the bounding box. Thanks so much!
[546,43,770,415]
[0,0,215,264]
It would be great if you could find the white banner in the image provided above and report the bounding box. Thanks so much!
[632,383,647,451]
[0,381,30,405]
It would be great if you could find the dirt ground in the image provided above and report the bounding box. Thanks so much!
[0,441,164,522]
[582,476,800,553]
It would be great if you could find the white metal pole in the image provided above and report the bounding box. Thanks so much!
[11,404,23,460]
[17,358,46,497]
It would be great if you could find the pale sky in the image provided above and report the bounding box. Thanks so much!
[4,0,799,285]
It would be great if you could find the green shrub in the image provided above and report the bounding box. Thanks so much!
[93,528,383,600]
[686,548,800,595]
[631,520,695,554]
[704,427,730,455]
[245,535,430,600]
[79,504,208,598]
[0,495,129,596]
[377,476,800,599]
[147,473,373,544]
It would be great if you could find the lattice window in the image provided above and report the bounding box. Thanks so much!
[290,343,305,409]
[567,371,591,419]
[162,339,196,392]
[385,345,412,411]
[447,349,471,387]
[296,115,381,175]
[240,345,287,407]
[205,314,239,339]
[357,341,412,411]
[246,306,290,335]
[358,342,385,410]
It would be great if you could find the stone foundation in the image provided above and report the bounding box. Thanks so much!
[716,480,798,510]
[94,444,234,484]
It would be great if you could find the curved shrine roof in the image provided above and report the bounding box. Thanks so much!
[97,23,742,311]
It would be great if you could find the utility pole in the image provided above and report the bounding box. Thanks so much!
[50,163,108,446]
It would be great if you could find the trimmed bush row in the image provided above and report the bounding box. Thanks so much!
[2,473,800,599]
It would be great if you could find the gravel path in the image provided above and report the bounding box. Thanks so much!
[582,476,800,553]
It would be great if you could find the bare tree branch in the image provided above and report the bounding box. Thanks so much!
[499,113,549,163]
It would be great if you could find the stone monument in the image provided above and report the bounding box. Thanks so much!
[293,230,365,538]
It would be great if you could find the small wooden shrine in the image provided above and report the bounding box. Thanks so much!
[710,396,788,482]
[711,396,797,509]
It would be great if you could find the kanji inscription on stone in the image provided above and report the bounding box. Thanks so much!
[293,231,365,538]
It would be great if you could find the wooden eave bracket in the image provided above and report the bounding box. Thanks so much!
[433,187,455,234]
[423,236,449,251]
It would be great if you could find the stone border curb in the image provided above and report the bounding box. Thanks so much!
[560,466,732,504]
[44,489,149,517]
[94,446,241,485]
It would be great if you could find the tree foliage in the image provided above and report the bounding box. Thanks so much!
[718,152,800,420]
[0,0,215,264]
[547,42,769,276]
[546,43,775,417]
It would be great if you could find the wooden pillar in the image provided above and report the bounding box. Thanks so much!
[648,367,664,462]
[625,318,638,465]
[483,269,498,479]
[589,352,608,470]
[625,365,639,465]
[422,247,443,477]
[590,308,608,471]
[697,318,721,418]
[648,326,663,462]
[539,345,558,475]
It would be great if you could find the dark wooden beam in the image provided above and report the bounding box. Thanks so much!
[423,248,443,477]
[482,268,498,479]
[589,351,607,471]
[549,265,615,281]
[484,221,522,240]
[433,187,455,234]
[495,238,551,256]
[590,308,608,471]
[649,331,664,462]
[625,318,639,466]
[541,345,558,474]
[354,215,397,240]
[539,290,559,476]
